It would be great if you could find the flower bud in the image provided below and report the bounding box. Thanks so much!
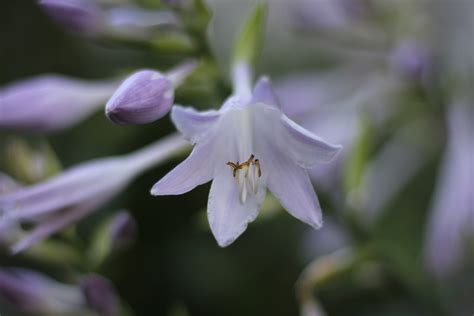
[89,211,137,267]
[81,274,120,316]
[108,211,137,251]
[106,70,174,125]
[0,268,86,315]
[390,40,431,83]
[0,74,117,132]
[38,0,105,36]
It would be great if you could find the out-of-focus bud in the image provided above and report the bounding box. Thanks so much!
[106,61,197,125]
[0,74,117,132]
[390,40,432,83]
[106,70,173,124]
[89,211,137,267]
[300,298,326,316]
[108,211,137,251]
[38,0,105,36]
[424,99,474,277]
[0,268,86,315]
[3,137,61,184]
[294,0,369,30]
[104,6,180,38]
[81,274,120,316]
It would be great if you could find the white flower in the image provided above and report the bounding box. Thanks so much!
[151,75,342,246]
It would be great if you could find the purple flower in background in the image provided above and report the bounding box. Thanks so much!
[105,61,196,125]
[274,67,398,192]
[104,5,180,37]
[38,0,181,39]
[0,268,120,316]
[424,100,474,277]
[0,74,117,132]
[0,268,87,315]
[108,211,137,251]
[81,274,120,316]
[152,70,341,247]
[390,39,432,83]
[0,135,188,253]
[38,0,105,36]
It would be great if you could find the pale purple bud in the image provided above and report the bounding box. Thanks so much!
[81,274,119,316]
[0,74,117,132]
[108,211,137,251]
[390,40,431,82]
[104,6,180,37]
[38,0,105,36]
[106,70,174,125]
[294,0,362,29]
[0,268,86,314]
[424,100,474,277]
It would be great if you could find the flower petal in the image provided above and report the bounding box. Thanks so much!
[207,167,265,247]
[10,194,110,254]
[251,76,280,108]
[0,158,130,221]
[281,114,342,168]
[170,105,220,144]
[150,141,215,195]
[266,155,323,229]
[80,274,120,316]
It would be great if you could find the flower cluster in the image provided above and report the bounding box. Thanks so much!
[0,0,472,315]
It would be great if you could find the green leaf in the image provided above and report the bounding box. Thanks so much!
[344,115,373,197]
[232,0,267,66]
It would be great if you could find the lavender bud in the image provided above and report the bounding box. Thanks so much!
[81,274,120,316]
[104,6,180,37]
[0,74,117,132]
[38,0,105,36]
[0,268,85,315]
[106,70,174,125]
[89,211,138,266]
[390,40,431,83]
[108,211,137,251]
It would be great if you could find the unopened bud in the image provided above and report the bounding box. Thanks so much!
[106,70,174,125]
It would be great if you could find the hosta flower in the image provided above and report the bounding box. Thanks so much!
[0,74,117,132]
[0,134,188,253]
[38,0,105,36]
[151,75,341,246]
[80,274,120,316]
[0,268,119,316]
[424,100,474,276]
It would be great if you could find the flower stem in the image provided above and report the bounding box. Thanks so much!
[125,133,191,174]
[232,61,253,97]
[167,60,199,87]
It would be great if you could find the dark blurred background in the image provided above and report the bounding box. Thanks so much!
[1,1,473,316]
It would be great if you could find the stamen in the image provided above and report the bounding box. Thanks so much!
[254,159,261,177]
[226,154,262,204]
